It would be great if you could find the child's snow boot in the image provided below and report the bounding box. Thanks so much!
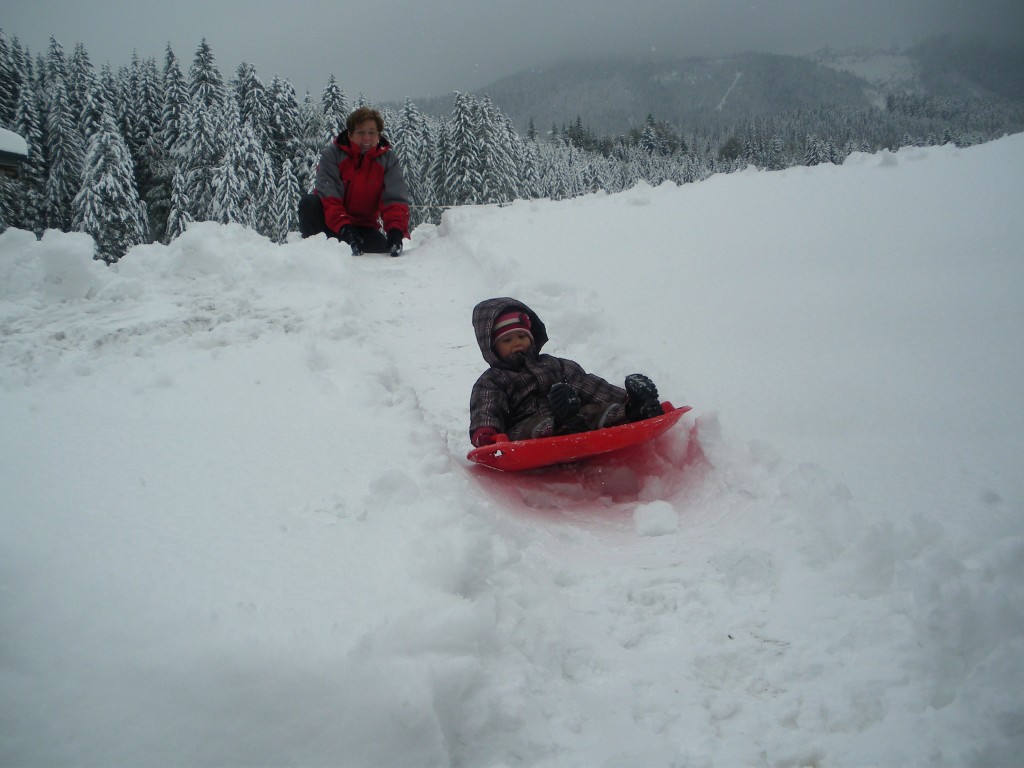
[548,383,588,435]
[625,374,663,421]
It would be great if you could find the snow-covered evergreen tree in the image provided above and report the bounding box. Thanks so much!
[517,136,542,200]
[119,53,163,229]
[159,46,189,160]
[164,164,192,243]
[78,71,106,145]
[267,75,302,175]
[43,36,70,96]
[271,156,301,243]
[0,176,14,232]
[73,113,148,262]
[639,114,668,156]
[178,43,228,222]
[391,98,432,227]
[97,63,119,129]
[43,66,83,231]
[209,103,275,234]
[320,75,348,141]
[188,39,226,114]
[12,76,45,234]
[447,92,483,205]
[181,103,223,223]
[0,31,20,128]
[803,134,824,166]
[125,55,163,159]
[142,131,172,244]
[299,91,325,160]
[477,95,518,205]
[67,43,96,127]
[427,117,453,212]
[234,62,270,148]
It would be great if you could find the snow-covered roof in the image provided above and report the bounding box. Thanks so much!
[0,127,29,158]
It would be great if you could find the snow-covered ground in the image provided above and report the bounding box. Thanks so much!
[2,135,1023,767]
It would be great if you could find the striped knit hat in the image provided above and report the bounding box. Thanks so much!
[492,310,533,345]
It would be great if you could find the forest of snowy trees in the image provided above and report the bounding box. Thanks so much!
[1,31,1023,263]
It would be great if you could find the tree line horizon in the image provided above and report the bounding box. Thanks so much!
[1,32,1022,262]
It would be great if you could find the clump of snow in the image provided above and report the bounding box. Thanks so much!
[633,500,678,535]
[0,126,29,157]
[1,135,1023,766]
[0,228,109,301]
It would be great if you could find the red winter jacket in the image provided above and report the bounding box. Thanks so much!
[313,131,411,237]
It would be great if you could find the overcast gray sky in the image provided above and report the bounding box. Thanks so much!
[4,0,1023,102]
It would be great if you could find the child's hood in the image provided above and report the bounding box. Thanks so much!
[473,297,549,367]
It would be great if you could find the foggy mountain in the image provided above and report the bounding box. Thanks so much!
[408,40,1024,137]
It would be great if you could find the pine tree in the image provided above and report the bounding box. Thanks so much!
[477,95,518,205]
[182,101,223,222]
[78,73,106,145]
[120,53,163,226]
[0,175,15,232]
[43,68,83,231]
[44,36,70,95]
[189,38,226,114]
[9,37,31,133]
[427,117,452,213]
[178,43,226,221]
[392,100,424,194]
[297,91,327,163]
[321,75,348,140]
[73,114,148,262]
[97,63,120,131]
[639,114,667,155]
[233,62,270,148]
[803,134,823,166]
[160,46,189,160]
[67,43,96,126]
[209,99,276,234]
[143,130,172,244]
[0,30,18,128]
[271,156,301,243]
[267,75,302,175]
[517,137,542,200]
[447,91,483,205]
[12,77,45,234]
[135,56,163,158]
[179,44,230,223]
[164,164,192,243]
[143,47,188,245]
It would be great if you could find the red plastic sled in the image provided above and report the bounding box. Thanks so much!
[467,402,692,472]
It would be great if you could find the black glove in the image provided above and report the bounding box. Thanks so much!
[387,229,404,256]
[548,382,580,418]
[340,225,362,255]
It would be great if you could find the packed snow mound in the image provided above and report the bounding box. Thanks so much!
[0,125,29,156]
[2,135,1023,766]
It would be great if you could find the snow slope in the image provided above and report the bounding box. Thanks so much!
[2,135,1023,767]
[813,49,921,106]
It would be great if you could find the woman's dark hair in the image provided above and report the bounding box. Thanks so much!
[346,107,385,134]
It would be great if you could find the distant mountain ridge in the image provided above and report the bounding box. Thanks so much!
[406,41,1024,137]
[414,52,872,136]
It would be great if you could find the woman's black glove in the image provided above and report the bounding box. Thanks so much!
[387,229,404,256]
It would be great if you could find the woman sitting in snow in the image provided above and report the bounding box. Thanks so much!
[298,107,410,255]
[469,297,664,447]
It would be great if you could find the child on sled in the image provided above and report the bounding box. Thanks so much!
[469,297,664,447]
